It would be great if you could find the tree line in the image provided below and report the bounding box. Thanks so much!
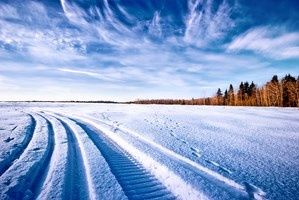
[133,74,299,107]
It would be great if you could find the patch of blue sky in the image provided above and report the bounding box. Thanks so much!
[0,0,298,100]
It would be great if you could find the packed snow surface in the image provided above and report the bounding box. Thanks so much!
[0,102,298,200]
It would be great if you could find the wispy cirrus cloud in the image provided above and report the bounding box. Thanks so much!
[184,0,234,47]
[59,0,137,48]
[0,1,88,63]
[0,3,19,19]
[227,26,299,59]
[58,66,187,87]
[148,11,162,38]
[0,0,298,101]
[0,0,236,61]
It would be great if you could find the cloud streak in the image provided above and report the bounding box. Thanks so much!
[0,0,298,100]
[184,0,234,47]
[227,26,299,59]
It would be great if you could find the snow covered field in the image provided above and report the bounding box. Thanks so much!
[0,102,298,200]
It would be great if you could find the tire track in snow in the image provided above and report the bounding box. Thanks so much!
[89,115,267,199]
[77,114,258,198]
[0,114,36,176]
[93,116,245,189]
[35,113,68,199]
[28,114,55,198]
[55,118,90,200]
[48,113,127,200]
[73,119,176,200]
[66,116,206,200]
[0,114,54,199]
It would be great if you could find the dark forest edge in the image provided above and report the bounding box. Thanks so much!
[132,74,299,107]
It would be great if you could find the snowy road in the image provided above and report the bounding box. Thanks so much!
[0,103,298,200]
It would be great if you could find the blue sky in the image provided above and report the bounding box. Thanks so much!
[0,0,299,101]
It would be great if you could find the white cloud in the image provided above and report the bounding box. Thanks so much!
[59,0,136,48]
[1,0,297,101]
[280,47,299,58]
[148,11,162,38]
[58,68,115,82]
[58,66,187,87]
[0,1,91,63]
[227,26,299,59]
[0,4,19,19]
[0,0,236,61]
[184,0,234,47]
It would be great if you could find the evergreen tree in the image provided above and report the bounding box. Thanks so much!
[224,89,228,105]
[228,84,234,93]
[283,74,296,82]
[216,88,223,97]
[249,82,256,96]
[244,81,249,95]
[237,82,244,105]
[228,84,235,106]
[271,75,279,83]
[249,82,257,105]
[216,88,223,105]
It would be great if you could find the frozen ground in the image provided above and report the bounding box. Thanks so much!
[0,102,298,200]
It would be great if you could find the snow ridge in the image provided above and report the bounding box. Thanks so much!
[36,114,68,199]
[73,119,176,200]
[55,117,93,200]
[70,115,207,200]
[85,115,246,191]
[78,114,266,199]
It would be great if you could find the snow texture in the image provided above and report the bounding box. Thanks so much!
[0,102,298,200]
